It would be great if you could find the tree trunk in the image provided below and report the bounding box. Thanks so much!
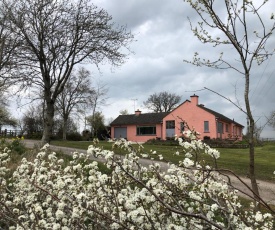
[41,100,55,144]
[63,116,68,141]
[248,119,260,200]
[91,106,96,138]
[244,72,260,201]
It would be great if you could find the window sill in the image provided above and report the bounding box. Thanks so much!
[136,134,157,136]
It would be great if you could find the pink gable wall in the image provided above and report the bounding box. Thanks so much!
[162,95,217,140]
[162,95,243,140]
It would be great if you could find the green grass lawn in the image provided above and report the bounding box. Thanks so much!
[214,144,275,182]
[51,140,275,182]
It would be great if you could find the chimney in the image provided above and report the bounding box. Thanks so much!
[190,94,199,105]
[135,109,141,116]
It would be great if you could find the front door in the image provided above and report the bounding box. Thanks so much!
[166,120,175,139]
[217,122,223,139]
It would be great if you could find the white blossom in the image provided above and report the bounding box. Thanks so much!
[0,133,273,229]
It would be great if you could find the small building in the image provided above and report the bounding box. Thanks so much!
[110,95,244,142]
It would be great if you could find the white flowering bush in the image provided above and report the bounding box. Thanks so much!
[0,131,274,229]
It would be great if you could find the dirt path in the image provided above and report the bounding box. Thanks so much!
[23,139,275,205]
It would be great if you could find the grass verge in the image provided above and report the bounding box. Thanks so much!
[51,140,275,181]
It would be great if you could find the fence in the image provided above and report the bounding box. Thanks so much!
[0,129,23,137]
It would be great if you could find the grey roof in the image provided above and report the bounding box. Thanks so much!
[110,105,243,128]
[110,112,169,126]
[197,105,244,127]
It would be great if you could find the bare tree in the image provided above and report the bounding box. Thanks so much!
[143,91,181,112]
[0,8,20,112]
[267,111,275,129]
[55,67,95,140]
[183,0,275,199]
[119,109,129,115]
[53,117,78,139]
[0,10,19,80]
[19,104,44,137]
[1,0,133,143]
[89,82,108,137]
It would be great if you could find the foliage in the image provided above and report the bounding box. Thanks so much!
[6,136,26,155]
[145,138,180,146]
[0,107,17,128]
[146,137,250,148]
[82,129,91,141]
[66,132,83,141]
[86,111,106,138]
[24,132,43,140]
[143,91,181,112]
[203,138,249,148]
[0,132,274,229]
[0,91,17,128]
[19,105,44,136]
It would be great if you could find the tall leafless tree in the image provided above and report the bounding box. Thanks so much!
[55,67,95,140]
[88,82,108,137]
[1,0,133,143]
[143,91,181,112]
[183,0,275,200]
[0,7,20,117]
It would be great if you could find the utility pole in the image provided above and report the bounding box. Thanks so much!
[131,99,138,112]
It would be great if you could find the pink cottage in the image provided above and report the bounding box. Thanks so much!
[110,95,244,142]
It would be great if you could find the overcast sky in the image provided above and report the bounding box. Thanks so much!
[85,0,275,138]
[10,0,274,138]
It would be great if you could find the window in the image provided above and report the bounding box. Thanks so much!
[180,122,185,132]
[204,121,209,132]
[137,126,156,135]
[166,120,175,129]
[225,124,229,132]
[218,122,223,133]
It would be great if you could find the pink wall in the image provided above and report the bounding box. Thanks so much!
[162,95,243,140]
[111,124,162,142]
[162,96,217,140]
[216,122,242,140]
